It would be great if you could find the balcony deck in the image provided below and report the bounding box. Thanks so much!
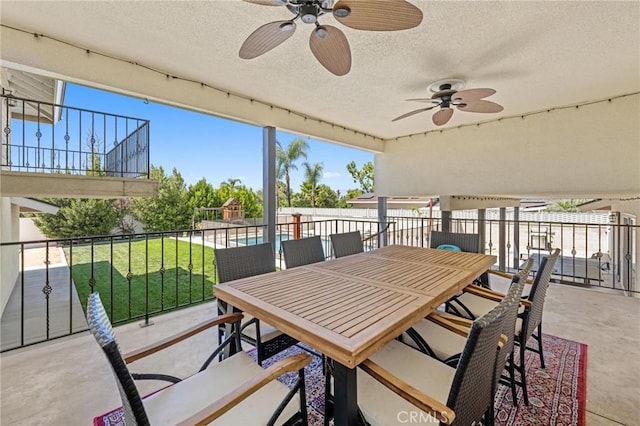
[1,284,638,425]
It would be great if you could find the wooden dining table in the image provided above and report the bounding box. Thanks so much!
[214,244,496,426]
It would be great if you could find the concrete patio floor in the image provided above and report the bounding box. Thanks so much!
[1,284,638,425]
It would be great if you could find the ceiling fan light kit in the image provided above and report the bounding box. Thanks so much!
[239,0,423,76]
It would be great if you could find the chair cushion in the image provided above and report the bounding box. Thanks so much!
[408,319,467,361]
[358,340,454,426]
[241,314,286,342]
[143,351,299,425]
[454,292,500,318]
[437,244,462,252]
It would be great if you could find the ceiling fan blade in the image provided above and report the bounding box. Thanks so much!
[392,106,438,122]
[333,0,423,31]
[309,25,351,76]
[239,20,296,59]
[451,88,496,102]
[458,100,504,113]
[432,108,454,126]
[405,98,441,104]
[242,0,286,5]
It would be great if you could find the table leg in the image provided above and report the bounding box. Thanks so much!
[333,361,362,426]
[218,299,239,359]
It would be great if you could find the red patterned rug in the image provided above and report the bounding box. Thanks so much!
[95,333,586,425]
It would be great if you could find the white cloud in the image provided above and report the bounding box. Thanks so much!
[323,172,340,178]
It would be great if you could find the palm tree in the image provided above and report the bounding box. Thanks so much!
[276,138,309,207]
[221,178,241,190]
[303,162,323,207]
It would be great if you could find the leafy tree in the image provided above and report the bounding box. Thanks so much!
[113,199,136,234]
[276,181,288,208]
[291,191,312,208]
[188,178,218,210]
[314,184,339,207]
[33,198,118,238]
[216,182,263,219]
[302,162,323,207]
[547,199,588,212]
[296,182,339,208]
[338,188,363,208]
[132,166,191,231]
[346,161,374,193]
[276,138,309,207]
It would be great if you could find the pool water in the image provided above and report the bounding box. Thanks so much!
[231,234,330,254]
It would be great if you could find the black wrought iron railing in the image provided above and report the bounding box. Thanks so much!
[1,216,635,352]
[1,94,149,178]
[387,215,637,293]
[0,219,390,352]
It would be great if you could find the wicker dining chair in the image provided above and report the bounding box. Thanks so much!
[87,292,310,426]
[214,242,299,365]
[429,231,481,253]
[446,249,560,405]
[330,231,364,258]
[354,279,517,426]
[407,258,534,406]
[281,236,326,269]
[430,230,490,287]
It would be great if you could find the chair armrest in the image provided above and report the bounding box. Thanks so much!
[463,285,532,308]
[124,312,244,363]
[428,313,507,348]
[177,353,311,426]
[430,312,474,328]
[464,285,506,302]
[360,358,455,425]
[426,314,471,338]
[488,270,533,285]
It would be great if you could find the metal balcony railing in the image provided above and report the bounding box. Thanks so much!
[0,219,389,352]
[0,216,635,352]
[1,94,149,178]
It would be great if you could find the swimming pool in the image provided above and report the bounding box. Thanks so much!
[230,234,331,254]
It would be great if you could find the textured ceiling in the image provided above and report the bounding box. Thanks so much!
[1,1,638,142]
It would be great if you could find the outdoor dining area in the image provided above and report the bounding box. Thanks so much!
[85,231,568,425]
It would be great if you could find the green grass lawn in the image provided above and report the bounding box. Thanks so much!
[65,237,216,324]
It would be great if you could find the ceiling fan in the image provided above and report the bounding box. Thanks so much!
[393,79,504,126]
[239,0,423,76]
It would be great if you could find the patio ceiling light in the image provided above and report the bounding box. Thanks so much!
[239,0,423,76]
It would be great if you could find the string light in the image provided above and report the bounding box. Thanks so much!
[397,91,638,141]
[3,23,383,143]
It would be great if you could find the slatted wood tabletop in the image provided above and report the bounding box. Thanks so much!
[214,245,496,368]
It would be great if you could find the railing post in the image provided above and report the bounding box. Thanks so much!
[478,209,486,254]
[377,196,387,248]
[292,213,302,239]
[513,206,520,268]
[499,207,507,271]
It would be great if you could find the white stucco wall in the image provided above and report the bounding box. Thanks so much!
[376,93,640,199]
[0,198,20,314]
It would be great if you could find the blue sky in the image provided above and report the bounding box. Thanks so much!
[65,84,373,194]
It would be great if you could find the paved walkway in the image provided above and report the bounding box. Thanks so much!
[0,247,86,352]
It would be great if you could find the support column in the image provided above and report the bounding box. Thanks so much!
[513,206,520,269]
[377,196,387,248]
[442,210,452,232]
[499,207,506,271]
[263,126,276,251]
[478,209,486,254]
